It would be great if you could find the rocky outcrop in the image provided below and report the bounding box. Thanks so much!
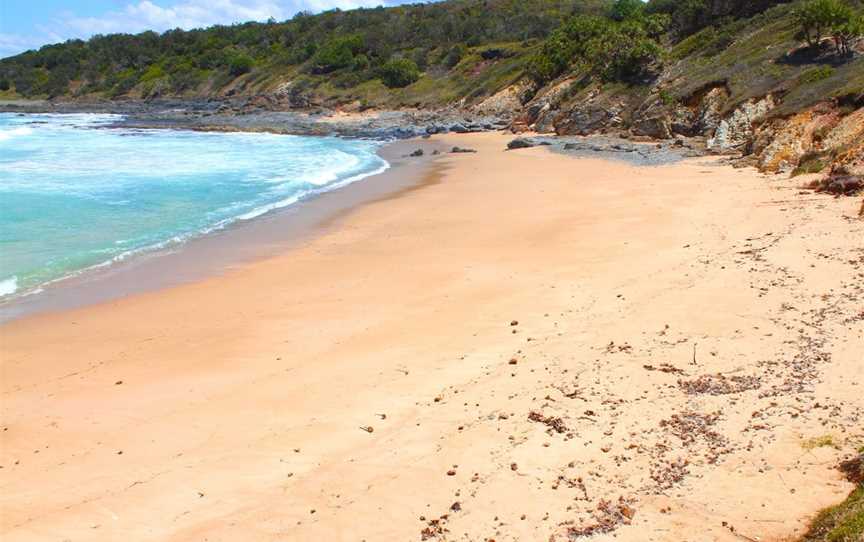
[555,105,619,136]
[821,107,864,148]
[511,78,581,133]
[472,80,531,118]
[752,107,840,172]
[708,94,775,150]
[693,86,729,136]
[631,113,672,139]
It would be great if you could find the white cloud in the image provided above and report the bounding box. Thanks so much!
[2,0,407,58]
[0,33,46,58]
[63,0,288,35]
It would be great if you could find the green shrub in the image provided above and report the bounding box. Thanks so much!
[140,64,165,84]
[379,57,420,88]
[799,65,835,84]
[0,78,10,91]
[526,15,611,84]
[443,44,466,68]
[527,13,664,85]
[610,0,646,21]
[313,34,365,73]
[353,53,370,71]
[227,53,254,76]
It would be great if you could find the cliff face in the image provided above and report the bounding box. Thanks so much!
[504,2,864,206]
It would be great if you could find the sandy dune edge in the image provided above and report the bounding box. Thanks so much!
[1,132,862,542]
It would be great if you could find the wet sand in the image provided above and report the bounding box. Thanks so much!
[1,132,862,542]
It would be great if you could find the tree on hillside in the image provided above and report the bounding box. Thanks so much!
[833,11,864,55]
[794,0,862,54]
[527,11,666,85]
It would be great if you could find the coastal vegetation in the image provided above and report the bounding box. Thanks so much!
[1,0,861,110]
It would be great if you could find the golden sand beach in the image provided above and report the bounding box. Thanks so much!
[1,132,862,541]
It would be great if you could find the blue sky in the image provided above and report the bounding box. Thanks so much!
[0,0,418,58]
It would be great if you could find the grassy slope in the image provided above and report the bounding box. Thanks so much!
[663,3,864,115]
[291,41,535,109]
[656,4,864,115]
[801,486,864,542]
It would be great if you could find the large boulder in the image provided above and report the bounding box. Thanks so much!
[555,106,616,136]
[670,106,697,137]
[631,114,672,139]
[506,137,550,150]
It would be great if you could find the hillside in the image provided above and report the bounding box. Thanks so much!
[0,0,608,107]
[1,0,862,190]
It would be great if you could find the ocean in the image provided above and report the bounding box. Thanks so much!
[0,113,388,299]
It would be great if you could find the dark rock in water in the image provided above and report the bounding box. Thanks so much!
[408,149,424,157]
[451,146,477,154]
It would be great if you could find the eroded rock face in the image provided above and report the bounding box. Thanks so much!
[555,105,617,135]
[472,80,531,118]
[830,136,864,177]
[821,107,864,156]
[708,94,775,151]
[695,86,729,136]
[755,108,841,173]
[632,114,672,139]
[513,78,579,134]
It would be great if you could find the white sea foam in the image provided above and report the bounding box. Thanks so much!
[0,126,33,141]
[0,111,390,302]
[0,277,18,297]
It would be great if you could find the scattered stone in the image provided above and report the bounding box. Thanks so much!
[566,497,636,538]
[643,363,685,374]
[408,149,424,157]
[450,146,477,154]
[678,374,761,395]
[528,411,568,434]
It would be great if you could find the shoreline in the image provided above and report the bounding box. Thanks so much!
[0,135,446,323]
[1,132,861,541]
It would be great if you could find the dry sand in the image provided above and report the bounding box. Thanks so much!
[1,132,862,542]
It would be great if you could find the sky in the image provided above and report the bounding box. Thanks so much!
[0,0,420,58]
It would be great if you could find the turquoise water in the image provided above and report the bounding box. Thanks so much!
[0,113,388,298]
